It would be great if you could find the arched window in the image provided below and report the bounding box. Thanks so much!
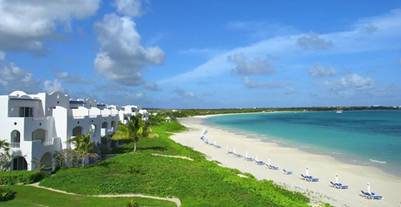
[90,124,96,133]
[72,126,82,137]
[32,129,47,144]
[111,121,116,128]
[12,156,28,171]
[11,130,20,148]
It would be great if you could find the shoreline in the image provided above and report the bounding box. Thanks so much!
[202,116,400,177]
[171,116,401,207]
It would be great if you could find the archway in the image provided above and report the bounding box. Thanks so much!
[101,122,108,129]
[32,129,47,144]
[12,156,28,171]
[111,121,116,128]
[72,126,82,137]
[11,130,20,148]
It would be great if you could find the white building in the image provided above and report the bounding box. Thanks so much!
[0,91,139,171]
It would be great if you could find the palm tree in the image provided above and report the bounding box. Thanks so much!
[0,140,11,171]
[113,115,150,152]
[69,133,96,167]
[0,140,10,152]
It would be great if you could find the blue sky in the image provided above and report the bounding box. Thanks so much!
[0,0,401,108]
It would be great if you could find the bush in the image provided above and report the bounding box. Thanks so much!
[0,171,47,185]
[126,199,139,207]
[0,187,16,201]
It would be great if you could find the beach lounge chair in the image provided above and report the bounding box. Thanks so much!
[360,191,383,200]
[301,174,319,182]
[244,152,254,161]
[266,160,279,170]
[282,169,292,175]
[227,147,233,154]
[330,181,348,189]
[232,148,242,157]
[254,156,265,165]
[213,141,221,148]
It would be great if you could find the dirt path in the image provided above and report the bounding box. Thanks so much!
[151,153,193,161]
[29,183,182,207]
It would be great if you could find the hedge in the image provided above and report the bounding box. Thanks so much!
[0,187,16,201]
[0,171,47,185]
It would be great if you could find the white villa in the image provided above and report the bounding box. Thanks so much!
[0,90,148,171]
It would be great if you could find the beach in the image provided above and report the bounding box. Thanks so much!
[171,115,401,207]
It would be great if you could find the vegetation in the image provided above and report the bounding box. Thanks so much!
[40,120,310,207]
[0,187,16,202]
[113,115,151,152]
[0,170,47,185]
[148,105,401,118]
[0,140,11,171]
[1,185,175,207]
[68,133,98,167]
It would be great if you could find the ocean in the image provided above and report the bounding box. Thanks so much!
[206,110,401,175]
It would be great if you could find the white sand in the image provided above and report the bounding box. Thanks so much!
[171,116,401,207]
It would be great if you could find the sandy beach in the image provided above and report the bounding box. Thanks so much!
[171,115,401,207]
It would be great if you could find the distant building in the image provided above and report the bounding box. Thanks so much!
[0,90,144,171]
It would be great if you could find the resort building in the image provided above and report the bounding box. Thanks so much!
[0,91,144,171]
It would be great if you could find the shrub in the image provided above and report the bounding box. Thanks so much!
[0,187,16,201]
[127,199,139,207]
[0,170,47,185]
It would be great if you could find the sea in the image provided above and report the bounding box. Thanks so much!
[206,110,401,176]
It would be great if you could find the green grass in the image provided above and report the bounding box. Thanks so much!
[1,185,175,207]
[40,121,310,207]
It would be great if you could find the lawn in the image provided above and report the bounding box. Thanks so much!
[2,185,176,207]
[39,121,311,207]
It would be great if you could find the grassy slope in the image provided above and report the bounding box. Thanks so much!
[2,185,175,207]
[40,121,310,207]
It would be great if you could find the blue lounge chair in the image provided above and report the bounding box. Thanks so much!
[282,169,292,175]
[244,153,254,161]
[301,174,319,182]
[330,181,348,189]
[266,163,279,170]
[254,157,265,165]
[360,191,383,200]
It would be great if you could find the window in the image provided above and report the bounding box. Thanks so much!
[11,130,20,148]
[18,107,33,117]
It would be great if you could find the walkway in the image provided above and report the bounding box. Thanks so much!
[29,183,182,207]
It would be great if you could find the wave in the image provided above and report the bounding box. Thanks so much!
[369,159,387,164]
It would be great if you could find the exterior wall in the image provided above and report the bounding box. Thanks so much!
[0,90,130,171]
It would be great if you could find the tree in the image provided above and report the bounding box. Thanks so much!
[0,140,11,171]
[113,115,151,152]
[68,133,96,167]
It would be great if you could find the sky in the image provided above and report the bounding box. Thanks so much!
[0,0,401,108]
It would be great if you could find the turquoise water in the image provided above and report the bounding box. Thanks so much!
[206,111,401,175]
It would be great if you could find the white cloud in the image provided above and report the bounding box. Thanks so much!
[94,14,164,86]
[0,62,39,93]
[243,77,286,89]
[144,83,160,91]
[43,79,64,93]
[115,0,143,17]
[325,74,374,95]
[55,71,89,84]
[160,9,401,86]
[0,0,100,54]
[174,88,196,98]
[228,54,276,76]
[309,64,336,77]
[297,34,333,50]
